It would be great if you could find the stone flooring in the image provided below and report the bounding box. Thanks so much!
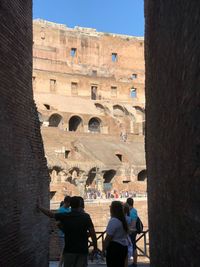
[49,261,150,267]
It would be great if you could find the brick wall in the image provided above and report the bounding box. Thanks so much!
[145,1,200,266]
[0,1,49,266]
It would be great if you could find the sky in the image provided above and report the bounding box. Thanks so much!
[33,0,144,37]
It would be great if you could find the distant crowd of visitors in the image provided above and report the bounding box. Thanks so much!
[85,189,139,200]
[37,196,143,267]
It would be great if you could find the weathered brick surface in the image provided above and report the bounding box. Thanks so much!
[0,1,49,266]
[145,1,200,266]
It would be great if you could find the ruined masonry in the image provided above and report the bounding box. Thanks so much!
[33,19,146,201]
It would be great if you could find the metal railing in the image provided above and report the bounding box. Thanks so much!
[88,229,149,260]
[88,230,106,250]
[136,229,150,259]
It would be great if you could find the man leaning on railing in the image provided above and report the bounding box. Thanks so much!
[37,196,97,267]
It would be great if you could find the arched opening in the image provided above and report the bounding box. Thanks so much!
[103,170,116,183]
[49,113,63,127]
[43,104,50,110]
[69,116,83,132]
[66,167,80,185]
[115,153,123,162]
[134,106,145,114]
[88,117,101,133]
[94,103,105,113]
[86,167,96,186]
[113,105,125,117]
[69,167,80,177]
[138,169,147,181]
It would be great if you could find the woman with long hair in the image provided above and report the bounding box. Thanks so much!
[103,201,128,267]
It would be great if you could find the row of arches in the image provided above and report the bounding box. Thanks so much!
[46,114,102,133]
[50,167,117,184]
[42,102,145,119]
[50,166,147,185]
[95,103,145,118]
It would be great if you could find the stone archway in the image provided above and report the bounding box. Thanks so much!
[103,169,116,183]
[138,169,147,181]
[68,116,83,132]
[94,103,106,113]
[113,105,125,117]
[86,167,96,186]
[88,117,101,133]
[49,113,63,127]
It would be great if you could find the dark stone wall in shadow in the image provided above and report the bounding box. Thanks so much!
[145,1,200,266]
[0,1,49,266]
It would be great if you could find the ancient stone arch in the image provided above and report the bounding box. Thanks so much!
[68,115,83,132]
[103,169,116,183]
[88,117,102,133]
[86,167,96,186]
[137,169,147,181]
[49,113,63,127]
[113,104,125,117]
[94,103,106,113]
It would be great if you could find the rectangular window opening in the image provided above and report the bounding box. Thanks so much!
[71,82,78,96]
[92,70,97,76]
[71,48,77,57]
[111,86,117,98]
[65,150,70,159]
[112,53,118,62]
[131,73,137,79]
[91,85,98,100]
[50,79,56,92]
[130,88,137,98]
[123,180,130,184]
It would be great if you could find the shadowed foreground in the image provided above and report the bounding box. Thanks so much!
[49,262,150,267]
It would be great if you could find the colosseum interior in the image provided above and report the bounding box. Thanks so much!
[33,19,146,202]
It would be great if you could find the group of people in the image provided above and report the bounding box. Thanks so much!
[37,196,140,267]
[85,189,139,200]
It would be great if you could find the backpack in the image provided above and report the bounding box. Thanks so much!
[136,217,143,234]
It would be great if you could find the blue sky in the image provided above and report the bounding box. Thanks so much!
[33,0,144,37]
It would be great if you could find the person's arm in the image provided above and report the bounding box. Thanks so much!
[88,227,97,251]
[37,205,55,218]
[103,234,113,251]
[103,218,116,251]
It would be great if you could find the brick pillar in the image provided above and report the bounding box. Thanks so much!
[0,1,49,266]
[145,1,200,266]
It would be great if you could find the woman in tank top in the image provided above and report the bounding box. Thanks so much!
[103,201,128,267]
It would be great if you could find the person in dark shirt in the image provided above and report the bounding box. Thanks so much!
[37,196,97,267]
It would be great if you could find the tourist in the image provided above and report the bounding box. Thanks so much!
[126,197,138,267]
[77,196,85,212]
[37,196,97,267]
[123,203,133,267]
[103,201,128,267]
[57,196,71,267]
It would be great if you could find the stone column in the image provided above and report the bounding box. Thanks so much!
[95,173,104,192]
[77,173,87,197]
[145,1,200,266]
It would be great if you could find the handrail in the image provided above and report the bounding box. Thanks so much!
[136,229,150,259]
[88,230,106,250]
[88,229,149,260]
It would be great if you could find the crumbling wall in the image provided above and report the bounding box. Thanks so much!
[0,1,49,266]
[145,1,200,266]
